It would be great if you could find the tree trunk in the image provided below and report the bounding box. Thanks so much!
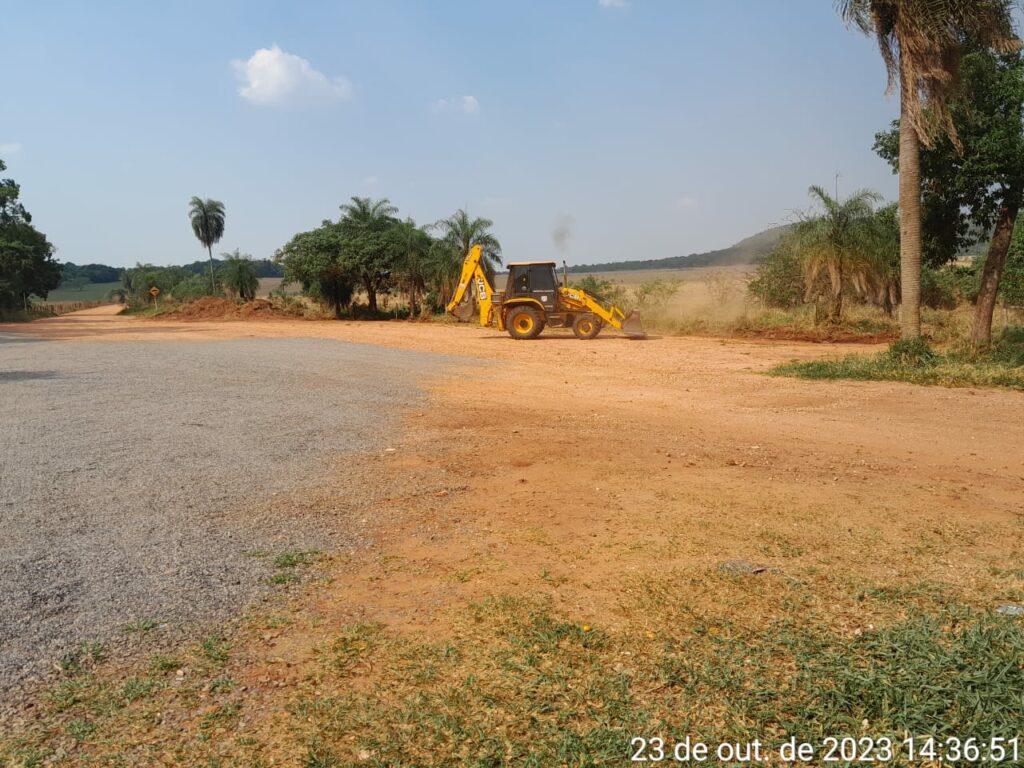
[207,245,217,294]
[828,261,843,323]
[364,277,378,313]
[897,62,923,339]
[408,287,418,320]
[971,201,1019,348]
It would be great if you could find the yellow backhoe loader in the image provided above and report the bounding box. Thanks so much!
[446,245,646,340]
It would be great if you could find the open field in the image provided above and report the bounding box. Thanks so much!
[575,263,755,285]
[42,282,121,303]
[1,307,1022,766]
[256,277,302,298]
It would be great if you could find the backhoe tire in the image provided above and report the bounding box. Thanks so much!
[506,306,544,340]
[573,314,602,340]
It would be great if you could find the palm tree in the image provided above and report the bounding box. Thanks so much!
[424,238,464,311]
[433,209,502,269]
[837,0,1018,339]
[794,186,882,323]
[339,196,398,227]
[338,197,398,312]
[392,219,433,318]
[219,249,259,301]
[188,197,226,293]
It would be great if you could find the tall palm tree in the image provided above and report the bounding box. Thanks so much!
[837,0,1018,339]
[795,186,882,323]
[188,197,226,293]
[433,208,502,270]
[339,196,398,226]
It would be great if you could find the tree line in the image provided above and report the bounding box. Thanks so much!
[275,198,501,318]
[747,8,1024,347]
[838,0,1021,346]
[119,195,502,318]
[0,159,60,315]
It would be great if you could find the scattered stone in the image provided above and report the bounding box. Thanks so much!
[996,603,1024,617]
[718,559,782,575]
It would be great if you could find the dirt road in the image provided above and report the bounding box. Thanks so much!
[2,305,1021,763]
[8,305,1023,622]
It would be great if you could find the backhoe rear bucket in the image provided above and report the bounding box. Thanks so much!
[450,296,476,323]
[620,311,647,339]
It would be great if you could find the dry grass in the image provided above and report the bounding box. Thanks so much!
[7,569,1023,767]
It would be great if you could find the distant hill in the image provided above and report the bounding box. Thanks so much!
[568,224,791,273]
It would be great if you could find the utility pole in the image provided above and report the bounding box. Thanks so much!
[835,172,841,200]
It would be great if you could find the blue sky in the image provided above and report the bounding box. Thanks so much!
[2,1,901,268]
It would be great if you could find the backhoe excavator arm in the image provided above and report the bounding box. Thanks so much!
[446,245,496,326]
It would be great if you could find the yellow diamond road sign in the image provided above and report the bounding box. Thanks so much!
[149,287,160,297]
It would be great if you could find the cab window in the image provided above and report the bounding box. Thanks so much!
[530,268,555,291]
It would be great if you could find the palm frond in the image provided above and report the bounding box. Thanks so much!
[837,0,1019,148]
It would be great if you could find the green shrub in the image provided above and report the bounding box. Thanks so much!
[920,266,959,310]
[887,337,935,365]
[570,274,628,308]
[1001,242,1024,307]
[748,244,805,309]
[171,274,220,302]
[635,278,680,309]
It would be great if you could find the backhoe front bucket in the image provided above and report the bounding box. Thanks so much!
[620,311,647,339]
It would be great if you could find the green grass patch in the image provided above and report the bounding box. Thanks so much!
[64,718,97,741]
[118,676,159,704]
[57,642,107,674]
[286,595,1024,767]
[123,617,161,633]
[771,332,1024,391]
[148,653,181,673]
[273,550,321,569]
[199,634,230,665]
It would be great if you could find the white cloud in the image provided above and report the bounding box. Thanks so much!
[0,142,23,155]
[232,45,352,106]
[432,95,480,115]
[677,196,697,209]
[598,0,629,7]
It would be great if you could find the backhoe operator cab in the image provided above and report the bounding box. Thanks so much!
[502,261,575,339]
[446,245,646,341]
[507,262,559,312]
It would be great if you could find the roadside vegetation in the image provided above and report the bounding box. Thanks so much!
[5,569,1022,766]
[773,331,1024,391]
[0,159,61,320]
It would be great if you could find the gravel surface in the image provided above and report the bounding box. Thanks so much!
[0,335,462,692]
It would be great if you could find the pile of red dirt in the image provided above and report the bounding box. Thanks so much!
[162,298,302,321]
